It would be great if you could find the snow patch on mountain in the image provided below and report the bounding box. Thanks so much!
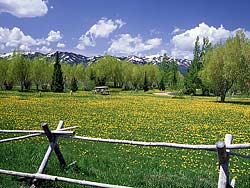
[0,51,192,75]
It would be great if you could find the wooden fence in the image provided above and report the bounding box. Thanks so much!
[0,120,249,188]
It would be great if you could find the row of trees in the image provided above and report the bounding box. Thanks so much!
[1,30,249,101]
[0,52,53,91]
[0,52,184,92]
[83,54,183,91]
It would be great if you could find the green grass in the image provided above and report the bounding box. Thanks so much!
[0,90,249,188]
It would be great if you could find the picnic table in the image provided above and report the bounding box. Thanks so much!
[93,86,110,95]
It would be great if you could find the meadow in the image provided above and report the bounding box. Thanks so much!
[0,90,249,188]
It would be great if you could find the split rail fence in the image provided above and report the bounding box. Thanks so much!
[0,120,249,188]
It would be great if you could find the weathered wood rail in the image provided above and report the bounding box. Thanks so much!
[0,120,249,188]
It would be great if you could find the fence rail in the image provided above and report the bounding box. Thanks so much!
[67,135,250,150]
[0,169,131,188]
[0,120,249,188]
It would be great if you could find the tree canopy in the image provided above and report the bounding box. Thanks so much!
[201,30,250,102]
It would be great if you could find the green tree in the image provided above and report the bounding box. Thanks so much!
[131,64,144,90]
[201,31,247,102]
[84,65,96,91]
[11,52,31,91]
[200,37,212,95]
[51,51,64,92]
[159,53,169,73]
[185,36,211,95]
[158,78,165,90]
[0,59,8,90]
[158,53,169,89]
[168,60,178,89]
[184,36,202,95]
[31,55,50,91]
[143,71,149,92]
[74,64,85,83]
[70,77,78,92]
[240,36,250,94]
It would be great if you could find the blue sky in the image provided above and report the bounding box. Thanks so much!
[0,0,250,59]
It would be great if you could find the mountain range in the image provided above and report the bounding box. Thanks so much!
[0,51,192,75]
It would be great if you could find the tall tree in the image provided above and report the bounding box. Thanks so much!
[11,52,31,91]
[158,53,169,89]
[184,36,202,95]
[200,37,212,95]
[159,53,169,72]
[168,60,178,89]
[70,77,78,92]
[51,51,64,92]
[184,36,211,95]
[201,31,247,102]
[31,55,50,91]
[74,64,85,83]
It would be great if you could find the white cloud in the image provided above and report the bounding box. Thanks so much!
[76,17,125,50]
[36,46,52,54]
[19,44,30,51]
[36,38,50,46]
[170,22,233,59]
[150,29,160,35]
[171,27,185,34]
[108,34,162,55]
[0,27,37,48]
[0,44,4,50]
[46,30,62,42]
[57,42,65,48]
[0,0,48,18]
[0,26,55,52]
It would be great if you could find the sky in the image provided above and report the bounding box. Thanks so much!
[0,0,250,59]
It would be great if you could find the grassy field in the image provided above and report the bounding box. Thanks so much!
[0,90,249,188]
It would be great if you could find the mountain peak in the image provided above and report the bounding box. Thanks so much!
[0,51,191,75]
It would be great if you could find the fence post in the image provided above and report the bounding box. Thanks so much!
[32,122,66,187]
[224,134,236,188]
[41,122,66,168]
[216,134,233,188]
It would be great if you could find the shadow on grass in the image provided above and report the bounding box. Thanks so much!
[215,101,250,105]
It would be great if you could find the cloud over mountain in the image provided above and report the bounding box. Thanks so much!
[46,30,62,42]
[76,17,125,50]
[108,34,162,56]
[0,27,37,51]
[57,42,66,48]
[0,26,63,52]
[36,46,52,54]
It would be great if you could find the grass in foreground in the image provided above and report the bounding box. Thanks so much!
[0,90,249,187]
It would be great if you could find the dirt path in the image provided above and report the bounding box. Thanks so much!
[153,92,176,96]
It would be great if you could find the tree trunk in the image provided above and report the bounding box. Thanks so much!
[114,76,117,88]
[20,81,24,91]
[36,83,39,91]
[220,81,230,102]
[220,92,226,102]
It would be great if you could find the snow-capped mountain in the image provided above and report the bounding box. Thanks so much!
[125,55,191,74]
[0,51,191,75]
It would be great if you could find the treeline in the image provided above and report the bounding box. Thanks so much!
[0,52,184,92]
[1,30,250,102]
